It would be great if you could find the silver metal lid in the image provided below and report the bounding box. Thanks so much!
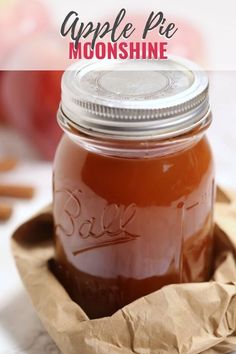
[59,57,210,140]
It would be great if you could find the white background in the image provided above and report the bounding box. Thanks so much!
[0,0,236,353]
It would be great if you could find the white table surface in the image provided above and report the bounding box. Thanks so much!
[0,71,236,353]
[0,162,61,354]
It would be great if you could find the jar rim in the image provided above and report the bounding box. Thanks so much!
[58,110,212,158]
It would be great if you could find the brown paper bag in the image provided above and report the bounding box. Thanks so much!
[11,187,236,354]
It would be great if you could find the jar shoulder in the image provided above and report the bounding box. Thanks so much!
[53,134,214,205]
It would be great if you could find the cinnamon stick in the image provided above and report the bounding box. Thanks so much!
[0,158,18,172]
[0,203,12,221]
[0,184,34,199]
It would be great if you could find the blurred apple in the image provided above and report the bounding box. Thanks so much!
[0,0,50,63]
[0,0,51,126]
[107,13,206,65]
[158,19,206,64]
[0,30,68,160]
[1,69,62,160]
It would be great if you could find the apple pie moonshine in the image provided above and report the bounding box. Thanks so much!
[53,58,215,318]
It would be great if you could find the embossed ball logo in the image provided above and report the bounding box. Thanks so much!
[55,188,140,255]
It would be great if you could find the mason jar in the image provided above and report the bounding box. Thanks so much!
[53,58,215,318]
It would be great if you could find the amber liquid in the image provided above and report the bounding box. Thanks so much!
[53,134,214,318]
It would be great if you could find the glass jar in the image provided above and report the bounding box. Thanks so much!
[53,58,215,319]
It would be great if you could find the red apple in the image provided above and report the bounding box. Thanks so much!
[0,0,51,124]
[104,13,206,65]
[0,31,67,160]
[1,69,62,160]
[0,0,50,63]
